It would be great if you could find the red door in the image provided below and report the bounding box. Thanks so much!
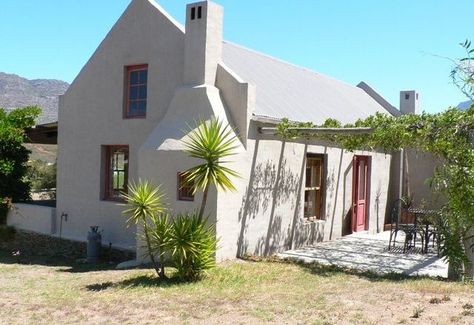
[352,156,370,232]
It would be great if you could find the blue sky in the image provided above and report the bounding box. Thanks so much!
[1,0,472,112]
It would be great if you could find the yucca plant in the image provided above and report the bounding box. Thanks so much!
[147,212,172,277]
[168,212,218,280]
[122,180,167,278]
[182,118,240,217]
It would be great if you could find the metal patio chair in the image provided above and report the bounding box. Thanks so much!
[388,199,417,253]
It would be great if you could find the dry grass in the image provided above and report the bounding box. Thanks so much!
[1,249,474,325]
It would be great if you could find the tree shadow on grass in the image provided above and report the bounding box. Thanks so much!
[244,256,450,283]
[0,250,135,273]
[291,258,453,283]
[0,249,120,273]
[0,231,135,273]
[85,274,190,292]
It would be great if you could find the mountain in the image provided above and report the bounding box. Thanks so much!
[458,100,473,110]
[0,72,69,124]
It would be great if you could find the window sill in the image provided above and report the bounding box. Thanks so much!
[302,218,326,224]
[178,198,195,202]
[124,116,146,120]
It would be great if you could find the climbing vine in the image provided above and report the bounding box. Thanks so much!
[278,106,474,278]
[277,41,474,279]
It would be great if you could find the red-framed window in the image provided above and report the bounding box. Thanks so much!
[125,64,148,118]
[177,172,194,201]
[103,145,129,201]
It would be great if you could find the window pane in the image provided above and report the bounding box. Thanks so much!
[137,100,146,113]
[304,190,317,218]
[313,160,321,188]
[130,86,139,100]
[139,85,147,99]
[305,165,312,188]
[113,171,123,189]
[306,158,321,188]
[130,71,140,85]
[358,160,366,200]
[115,151,125,169]
[139,70,148,83]
[129,101,138,114]
[105,146,129,200]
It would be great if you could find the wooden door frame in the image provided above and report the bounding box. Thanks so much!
[351,155,371,232]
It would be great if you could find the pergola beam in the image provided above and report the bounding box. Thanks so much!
[258,127,373,135]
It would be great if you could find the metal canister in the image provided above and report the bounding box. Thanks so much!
[87,226,102,263]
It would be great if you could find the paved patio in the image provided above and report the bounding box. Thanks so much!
[280,231,448,278]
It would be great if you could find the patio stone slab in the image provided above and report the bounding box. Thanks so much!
[279,231,448,278]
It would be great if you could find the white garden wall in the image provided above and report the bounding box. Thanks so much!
[7,203,56,235]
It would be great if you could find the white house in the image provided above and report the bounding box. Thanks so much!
[49,0,418,260]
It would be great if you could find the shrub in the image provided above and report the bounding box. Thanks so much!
[147,212,172,271]
[0,225,16,241]
[27,160,57,198]
[167,213,218,280]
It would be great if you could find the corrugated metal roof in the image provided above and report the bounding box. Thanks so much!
[222,41,394,124]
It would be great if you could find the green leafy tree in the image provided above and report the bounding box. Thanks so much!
[182,118,240,217]
[0,106,41,201]
[122,180,168,278]
[27,160,57,199]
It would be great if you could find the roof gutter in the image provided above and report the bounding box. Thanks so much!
[251,115,283,125]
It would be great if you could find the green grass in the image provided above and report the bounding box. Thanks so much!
[1,252,474,324]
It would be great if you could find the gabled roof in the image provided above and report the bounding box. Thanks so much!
[222,41,395,124]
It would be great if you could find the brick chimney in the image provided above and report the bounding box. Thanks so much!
[184,1,223,86]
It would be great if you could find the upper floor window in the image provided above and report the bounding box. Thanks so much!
[125,64,148,118]
[103,145,129,201]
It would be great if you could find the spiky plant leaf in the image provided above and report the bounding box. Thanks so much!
[182,118,240,194]
[168,212,218,280]
[121,180,167,278]
[122,180,166,226]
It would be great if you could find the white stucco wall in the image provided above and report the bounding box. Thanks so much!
[135,82,245,260]
[7,204,56,235]
[56,0,185,250]
[216,63,255,145]
[215,122,392,260]
[388,149,442,215]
